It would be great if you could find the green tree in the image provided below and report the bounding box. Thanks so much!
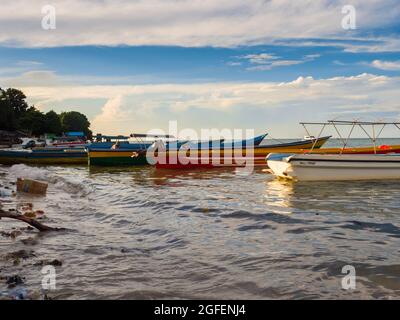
[0,88,17,130]
[3,88,29,119]
[60,111,92,138]
[18,106,46,136]
[44,110,62,135]
[0,88,92,137]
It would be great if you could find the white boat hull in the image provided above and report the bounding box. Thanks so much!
[267,154,400,181]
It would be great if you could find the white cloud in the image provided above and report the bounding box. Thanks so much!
[273,37,400,53]
[6,72,399,136]
[1,70,65,86]
[91,95,125,129]
[15,61,43,67]
[371,60,400,71]
[239,52,320,71]
[240,53,278,64]
[247,60,304,71]
[304,54,321,59]
[0,0,398,50]
[226,61,242,67]
[0,61,45,76]
[333,60,346,66]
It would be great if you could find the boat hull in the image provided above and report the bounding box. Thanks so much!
[0,150,87,165]
[267,154,400,181]
[88,149,148,166]
[87,142,152,150]
[154,136,331,169]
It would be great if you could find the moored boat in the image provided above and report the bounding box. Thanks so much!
[153,135,331,169]
[87,135,150,150]
[88,149,148,166]
[48,136,87,149]
[267,120,400,181]
[267,153,400,181]
[221,133,268,148]
[87,133,174,166]
[0,148,87,165]
[88,133,272,167]
[87,133,176,150]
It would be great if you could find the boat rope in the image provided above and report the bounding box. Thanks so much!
[263,135,287,144]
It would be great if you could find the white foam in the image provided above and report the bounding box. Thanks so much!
[8,164,90,196]
[9,164,50,181]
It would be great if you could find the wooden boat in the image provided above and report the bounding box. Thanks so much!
[88,133,270,166]
[88,149,148,166]
[152,133,266,151]
[153,136,331,169]
[87,135,148,150]
[267,120,400,181]
[267,153,400,181]
[87,133,175,166]
[49,136,87,149]
[87,141,231,166]
[298,144,400,154]
[221,133,268,148]
[0,149,87,165]
[87,133,176,150]
[164,139,224,151]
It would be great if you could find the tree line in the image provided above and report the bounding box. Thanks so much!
[0,88,92,138]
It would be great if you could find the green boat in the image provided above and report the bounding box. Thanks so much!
[88,149,148,166]
[88,132,175,166]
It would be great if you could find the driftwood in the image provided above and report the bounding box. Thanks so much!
[0,209,63,232]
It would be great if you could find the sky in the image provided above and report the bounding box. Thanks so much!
[0,0,399,138]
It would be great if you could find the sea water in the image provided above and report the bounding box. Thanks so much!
[0,138,400,299]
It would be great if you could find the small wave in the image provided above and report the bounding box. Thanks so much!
[9,164,50,181]
[237,224,275,231]
[342,220,400,238]
[222,210,305,224]
[8,164,90,196]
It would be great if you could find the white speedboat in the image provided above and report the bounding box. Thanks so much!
[267,153,400,181]
[267,119,400,181]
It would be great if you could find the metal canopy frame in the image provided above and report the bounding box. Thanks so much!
[300,120,400,154]
[130,133,176,150]
[130,133,175,138]
[94,133,176,150]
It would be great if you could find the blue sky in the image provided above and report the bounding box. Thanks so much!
[0,0,399,137]
[1,44,400,83]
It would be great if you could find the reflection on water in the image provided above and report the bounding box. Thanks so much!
[267,179,400,216]
[1,163,400,299]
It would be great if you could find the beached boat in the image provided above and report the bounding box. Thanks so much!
[153,135,331,169]
[0,149,87,165]
[267,120,400,181]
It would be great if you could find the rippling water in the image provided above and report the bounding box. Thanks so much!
[1,139,400,299]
